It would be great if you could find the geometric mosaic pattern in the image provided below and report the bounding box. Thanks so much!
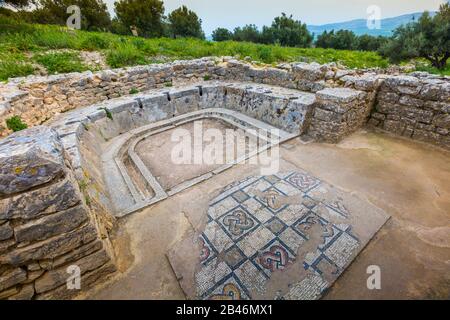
[194,171,366,300]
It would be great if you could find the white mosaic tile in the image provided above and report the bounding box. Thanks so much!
[283,274,328,300]
[304,249,321,266]
[235,260,267,297]
[196,258,232,296]
[243,179,272,196]
[237,226,275,257]
[273,181,303,196]
[203,220,234,252]
[279,227,306,254]
[324,232,359,268]
[277,204,309,226]
[208,196,239,219]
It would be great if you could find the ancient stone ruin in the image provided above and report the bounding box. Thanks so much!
[0,57,448,299]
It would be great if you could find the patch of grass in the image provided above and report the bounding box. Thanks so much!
[203,75,211,81]
[31,28,78,49]
[106,43,146,68]
[98,107,113,120]
[79,34,110,51]
[34,52,87,74]
[6,115,28,132]
[164,81,173,87]
[257,46,275,64]
[129,88,139,94]
[0,60,34,81]
[412,59,450,76]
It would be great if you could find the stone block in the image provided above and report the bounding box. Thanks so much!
[35,261,116,300]
[384,75,420,89]
[341,73,382,91]
[316,87,365,104]
[35,249,111,294]
[419,81,450,102]
[384,120,406,134]
[0,268,27,291]
[0,222,13,241]
[14,204,89,243]
[0,222,98,266]
[433,114,450,129]
[52,240,103,269]
[313,108,337,122]
[292,62,327,81]
[399,95,424,108]
[7,283,34,300]
[0,126,65,195]
[0,177,81,220]
[378,91,400,104]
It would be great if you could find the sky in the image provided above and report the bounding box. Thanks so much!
[104,0,446,36]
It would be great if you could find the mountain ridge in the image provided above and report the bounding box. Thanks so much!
[307,11,437,37]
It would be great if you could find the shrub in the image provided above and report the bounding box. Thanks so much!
[129,88,139,94]
[6,116,28,132]
[257,46,274,63]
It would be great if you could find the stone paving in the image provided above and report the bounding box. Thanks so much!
[168,169,389,300]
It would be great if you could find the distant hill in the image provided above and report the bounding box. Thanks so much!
[308,12,436,37]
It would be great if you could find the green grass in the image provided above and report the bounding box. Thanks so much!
[34,52,88,74]
[6,115,28,132]
[0,59,34,81]
[412,59,450,76]
[98,107,113,120]
[106,43,146,68]
[1,16,448,81]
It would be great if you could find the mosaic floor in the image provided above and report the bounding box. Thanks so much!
[168,170,389,300]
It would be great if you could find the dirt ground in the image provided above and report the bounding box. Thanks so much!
[85,128,450,300]
[135,119,259,191]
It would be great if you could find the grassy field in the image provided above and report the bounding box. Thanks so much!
[0,16,448,82]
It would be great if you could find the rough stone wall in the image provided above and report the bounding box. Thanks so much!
[1,57,449,148]
[308,88,371,142]
[0,59,342,136]
[0,126,115,300]
[368,74,450,148]
[0,58,219,135]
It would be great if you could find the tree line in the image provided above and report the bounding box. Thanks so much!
[2,0,449,69]
[212,24,387,52]
[2,0,204,39]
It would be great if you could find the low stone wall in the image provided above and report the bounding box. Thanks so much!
[0,127,115,300]
[368,74,450,148]
[0,58,219,135]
